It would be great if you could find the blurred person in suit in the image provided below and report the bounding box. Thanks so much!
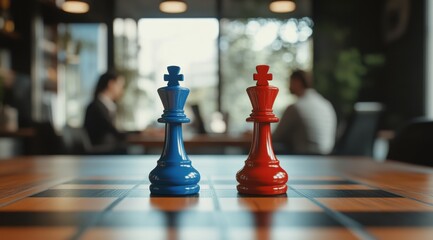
[84,71,126,154]
[273,70,337,155]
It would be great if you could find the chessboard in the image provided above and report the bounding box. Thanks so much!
[1,174,433,240]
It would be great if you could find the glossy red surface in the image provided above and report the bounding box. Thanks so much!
[236,123,288,195]
[236,65,288,195]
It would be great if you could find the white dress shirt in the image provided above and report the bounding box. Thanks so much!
[98,94,117,122]
[273,89,337,154]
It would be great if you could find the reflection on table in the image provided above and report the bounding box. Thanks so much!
[1,155,433,239]
[0,128,36,158]
[0,128,35,138]
[127,132,252,154]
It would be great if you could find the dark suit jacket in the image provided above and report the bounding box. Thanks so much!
[84,99,126,152]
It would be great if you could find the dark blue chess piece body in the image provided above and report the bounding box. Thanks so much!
[149,66,200,195]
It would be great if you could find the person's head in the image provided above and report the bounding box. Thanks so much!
[94,71,125,101]
[289,69,311,97]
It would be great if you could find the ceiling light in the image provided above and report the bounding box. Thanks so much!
[159,0,187,14]
[269,0,296,13]
[62,0,89,14]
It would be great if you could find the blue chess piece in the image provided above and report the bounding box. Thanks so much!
[149,66,201,195]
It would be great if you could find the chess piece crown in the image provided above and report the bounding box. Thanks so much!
[247,65,279,123]
[158,66,190,123]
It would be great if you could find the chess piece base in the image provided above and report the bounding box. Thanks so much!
[149,123,200,196]
[149,184,200,195]
[237,184,287,195]
[236,122,288,196]
[149,163,200,195]
[236,162,288,195]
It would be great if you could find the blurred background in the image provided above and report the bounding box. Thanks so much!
[0,0,431,161]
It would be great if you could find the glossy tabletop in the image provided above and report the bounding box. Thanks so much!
[127,133,252,149]
[0,128,35,138]
[1,155,433,240]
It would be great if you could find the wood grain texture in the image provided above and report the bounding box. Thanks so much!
[0,155,432,240]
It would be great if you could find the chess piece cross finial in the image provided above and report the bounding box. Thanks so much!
[253,65,273,86]
[164,66,184,86]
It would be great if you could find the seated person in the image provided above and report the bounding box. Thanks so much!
[273,70,337,155]
[84,72,126,154]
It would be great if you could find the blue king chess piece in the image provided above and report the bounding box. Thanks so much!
[149,66,201,195]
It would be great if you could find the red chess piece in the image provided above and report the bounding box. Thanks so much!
[236,65,288,195]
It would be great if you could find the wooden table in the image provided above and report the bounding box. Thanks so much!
[127,133,251,153]
[1,155,433,239]
[0,128,35,138]
[0,128,36,158]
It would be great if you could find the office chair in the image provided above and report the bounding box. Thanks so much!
[62,125,93,154]
[387,119,433,167]
[332,102,384,156]
[30,121,64,155]
[190,104,207,134]
[62,125,127,155]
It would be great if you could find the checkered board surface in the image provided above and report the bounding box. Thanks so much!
[1,176,433,240]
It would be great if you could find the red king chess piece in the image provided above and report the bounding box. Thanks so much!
[236,65,288,195]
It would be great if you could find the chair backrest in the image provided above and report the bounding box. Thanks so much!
[62,125,92,154]
[387,119,433,167]
[333,102,384,156]
[31,121,64,155]
[190,104,207,134]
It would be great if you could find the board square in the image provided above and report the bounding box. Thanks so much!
[124,189,150,197]
[0,198,116,212]
[289,180,358,185]
[136,184,210,190]
[81,227,220,240]
[316,198,433,212]
[113,198,214,212]
[291,184,373,190]
[96,212,219,227]
[344,212,433,226]
[288,176,345,181]
[0,212,98,226]
[81,227,165,240]
[73,176,144,180]
[228,227,358,240]
[296,189,402,198]
[223,212,343,227]
[218,198,322,212]
[31,189,129,198]
[65,180,142,185]
[210,176,236,181]
[52,184,134,190]
[214,184,236,190]
[215,189,301,198]
[126,189,213,198]
[213,180,237,185]
[212,178,357,188]
[0,227,76,240]
[368,227,433,240]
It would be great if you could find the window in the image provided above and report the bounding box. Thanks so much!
[220,18,313,132]
[48,23,107,130]
[115,18,219,131]
[114,17,313,133]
